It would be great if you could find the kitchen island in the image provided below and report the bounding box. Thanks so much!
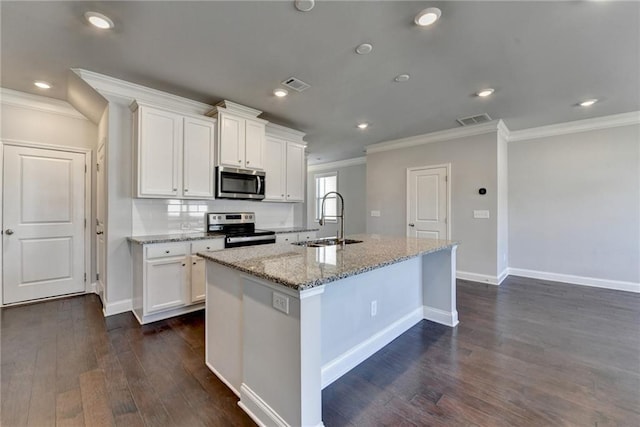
[198,234,458,427]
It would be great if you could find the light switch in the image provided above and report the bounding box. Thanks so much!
[371,210,381,217]
[473,210,490,219]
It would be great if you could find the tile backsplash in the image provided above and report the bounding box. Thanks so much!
[132,198,298,235]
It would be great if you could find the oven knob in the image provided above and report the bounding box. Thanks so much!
[249,215,253,219]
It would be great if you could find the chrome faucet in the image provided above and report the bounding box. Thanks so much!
[319,191,345,243]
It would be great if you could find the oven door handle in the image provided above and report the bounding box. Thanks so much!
[256,176,262,195]
[226,234,275,244]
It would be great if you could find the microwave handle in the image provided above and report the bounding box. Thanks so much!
[257,176,262,195]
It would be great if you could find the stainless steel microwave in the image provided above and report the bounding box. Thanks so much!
[216,166,265,200]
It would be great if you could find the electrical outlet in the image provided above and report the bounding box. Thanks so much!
[371,210,381,217]
[181,222,191,230]
[370,300,377,317]
[273,292,289,314]
[473,210,490,219]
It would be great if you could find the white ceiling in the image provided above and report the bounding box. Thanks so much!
[2,1,639,164]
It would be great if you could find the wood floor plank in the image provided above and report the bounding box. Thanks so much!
[78,369,116,427]
[56,388,85,427]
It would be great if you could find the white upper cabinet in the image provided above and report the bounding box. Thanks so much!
[183,116,215,198]
[133,102,215,199]
[285,142,305,202]
[263,123,307,203]
[244,119,265,170]
[135,105,182,197]
[209,102,267,171]
[264,137,286,201]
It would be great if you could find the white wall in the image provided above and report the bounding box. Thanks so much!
[306,162,367,238]
[367,131,500,278]
[509,124,640,285]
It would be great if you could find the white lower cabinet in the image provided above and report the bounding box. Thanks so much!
[132,238,224,324]
[275,231,317,244]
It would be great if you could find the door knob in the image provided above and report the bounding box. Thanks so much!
[408,223,415,227]
[5,229,14,235]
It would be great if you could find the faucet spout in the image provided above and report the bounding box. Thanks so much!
[319,191,345,243]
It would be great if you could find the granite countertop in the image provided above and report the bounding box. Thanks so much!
[128,232,226,245]
[264,227,319,234]
[197,234,458,291]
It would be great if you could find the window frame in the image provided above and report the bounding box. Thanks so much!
[314,171,339,223]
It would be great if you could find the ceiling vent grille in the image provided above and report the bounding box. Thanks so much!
[456,113,492,126]
[281,77,311,92]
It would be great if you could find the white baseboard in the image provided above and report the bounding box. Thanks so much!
[497,269,509,285]
[508,268,640,293]
[206,362,239,397]
[423,306,459,327]
[321,307,423,389]
[102,298,132,316]
[456,270,500,285]
[239,383,296,427]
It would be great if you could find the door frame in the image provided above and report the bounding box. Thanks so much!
[406,163,452,240]
[0,138,93,305]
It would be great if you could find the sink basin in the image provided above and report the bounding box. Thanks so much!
[292,238,363,248]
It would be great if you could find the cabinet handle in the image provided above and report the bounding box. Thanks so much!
[287,194,290,197]
[281,194,284,197]
[193,262,197,265]
[165,250,170,254]
[206,246,210,250]
[182,263,186,267]
[173,188,177,192]
[246,161,250,165]
[184,189,188,192]
[238,160,242,163]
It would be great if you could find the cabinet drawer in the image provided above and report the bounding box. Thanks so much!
[191,239,224,253]
[146,243,188,260]
[276,233,298,244]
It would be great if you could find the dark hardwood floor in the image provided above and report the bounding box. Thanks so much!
[2,277,639,426]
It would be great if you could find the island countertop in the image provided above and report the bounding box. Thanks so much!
[197,234,457,291]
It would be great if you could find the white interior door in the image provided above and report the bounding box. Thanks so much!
[96,141,106,301]
[407,166,449,240]
[3,145,86,304]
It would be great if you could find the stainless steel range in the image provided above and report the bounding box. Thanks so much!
[206,212,276,248]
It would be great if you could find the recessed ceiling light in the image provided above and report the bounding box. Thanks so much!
[34,81,52,89]
[357,123,369,129]
[85,11,114,29]
[414,7,441,27]
[273,88,288,97]
[476,88,495,97]
[394,74,410,82]
[294,0,315,12]
[355,43,373,55]
[579,98,598,107]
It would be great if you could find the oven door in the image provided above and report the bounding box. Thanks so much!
[216,167,265,200]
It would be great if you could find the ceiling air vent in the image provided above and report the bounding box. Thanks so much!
[281,77,311,92]
[456,113,492,126]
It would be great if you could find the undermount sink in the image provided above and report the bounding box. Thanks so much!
[292,238,363,248]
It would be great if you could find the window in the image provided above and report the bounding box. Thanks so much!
[314,172,338,222]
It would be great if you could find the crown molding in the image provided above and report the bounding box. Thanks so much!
[308,156,366,172]
[0,87,87,120]
[215,100,262,118]
[72,68,214,115]
[266,122,306,144]
[508,111,640,142]
[366,120,505,154]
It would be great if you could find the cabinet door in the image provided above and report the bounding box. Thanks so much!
[145,257,188,313]
[183,116,215,198]
[244,119,265,170]
[286,142,305,202]
[190,255,206,303]
[138,106,182,197]
[219,113,245,167]
[263,137,286,201]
